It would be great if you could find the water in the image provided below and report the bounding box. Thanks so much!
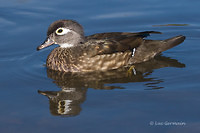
[1,0,200,132]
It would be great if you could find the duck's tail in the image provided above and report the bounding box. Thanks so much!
[129,35,186,64]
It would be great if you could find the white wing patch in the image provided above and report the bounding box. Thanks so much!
[132,48,136,57]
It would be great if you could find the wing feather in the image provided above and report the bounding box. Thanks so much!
[85,31,162,56]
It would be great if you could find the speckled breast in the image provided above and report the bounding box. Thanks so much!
[46,47,132,72]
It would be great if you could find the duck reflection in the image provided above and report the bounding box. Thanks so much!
[38,55,185,116]
[38,87,87,116]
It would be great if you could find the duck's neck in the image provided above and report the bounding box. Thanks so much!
[59,35,86,48]
[60,43,75,48]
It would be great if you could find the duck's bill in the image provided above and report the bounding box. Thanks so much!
[37,38,54,51]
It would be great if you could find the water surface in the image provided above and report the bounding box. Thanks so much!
[1,0,200,133]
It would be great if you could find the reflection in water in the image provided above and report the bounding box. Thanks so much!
[38,55,185,116]
[38,87,87,116]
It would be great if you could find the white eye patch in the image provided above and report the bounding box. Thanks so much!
[55,27,71,35]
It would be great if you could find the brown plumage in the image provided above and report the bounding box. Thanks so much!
[37,20,185,72]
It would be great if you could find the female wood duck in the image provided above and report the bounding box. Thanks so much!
[37,20,185,72]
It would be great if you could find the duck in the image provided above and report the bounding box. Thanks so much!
[37,20,185,73]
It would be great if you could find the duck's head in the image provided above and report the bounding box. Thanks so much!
[37,20,85,51]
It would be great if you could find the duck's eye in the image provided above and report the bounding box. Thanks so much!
[56,28,71,35]
[57,29,63,33]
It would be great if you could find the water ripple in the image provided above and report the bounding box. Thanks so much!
[90,12,145,19]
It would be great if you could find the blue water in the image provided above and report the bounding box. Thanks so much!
[1,0,200,133]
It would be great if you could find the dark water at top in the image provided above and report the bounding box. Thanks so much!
[1,0,200,133]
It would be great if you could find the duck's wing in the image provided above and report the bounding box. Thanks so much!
[86,31,162,40]
[85,31,162,56]
[128,35,186,64]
